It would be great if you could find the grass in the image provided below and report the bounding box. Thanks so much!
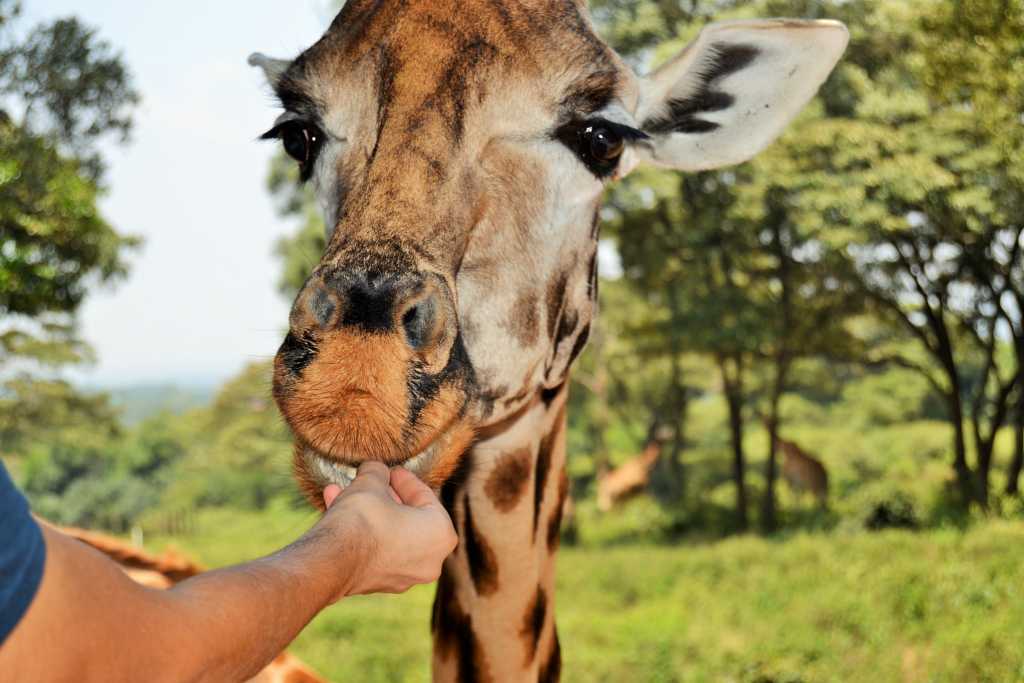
[147,506,1024,683]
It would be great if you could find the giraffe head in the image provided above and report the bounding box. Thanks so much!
[251,1,847,504]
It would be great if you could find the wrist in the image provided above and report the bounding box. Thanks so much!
[303,508,372,603]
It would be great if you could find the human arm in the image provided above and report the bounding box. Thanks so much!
[0,462,456,683]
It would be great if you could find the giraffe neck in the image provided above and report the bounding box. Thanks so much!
[432,385,569,683]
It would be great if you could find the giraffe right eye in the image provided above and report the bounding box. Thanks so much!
[261,120,325,180]
[281,123,322,165]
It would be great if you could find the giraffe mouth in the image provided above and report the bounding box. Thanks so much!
[299,436,444,491]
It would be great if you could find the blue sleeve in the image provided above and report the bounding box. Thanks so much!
[0,462,46,645]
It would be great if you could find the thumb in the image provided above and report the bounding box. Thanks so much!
[390,467,441,508]
[351,461,390,491]
[323,484,342,509]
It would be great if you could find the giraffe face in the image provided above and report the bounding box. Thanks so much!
[252,1,848,502]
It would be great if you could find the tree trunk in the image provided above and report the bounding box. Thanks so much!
[659,284,687,500]
[761,402,781,533]
[720,355,748,531]
[947,385,974,506]
[1007,392,1023,496]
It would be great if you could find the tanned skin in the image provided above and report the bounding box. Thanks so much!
[0,463,456,683]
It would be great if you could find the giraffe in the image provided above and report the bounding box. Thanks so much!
[248,3,847,680]
[774,434,829,506]
[59,526,328,683]
[596,421,672,511]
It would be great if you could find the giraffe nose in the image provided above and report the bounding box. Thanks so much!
[293,268,457,359]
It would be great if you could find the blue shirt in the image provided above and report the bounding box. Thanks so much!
[0,462,46,645]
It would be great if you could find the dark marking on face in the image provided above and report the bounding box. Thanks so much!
[369,45,400,165]
[462,494,499,596]
[586,249,599,299]
[566,323,591,369]
[540,382,565,409]
[407,332,472,431]
[559,69,618,118]
[547,468,570,551]
[520,586,548,664]
[278,331,318,377]
[553,308,579,350]
[427,39,499,145]
[643,43,760,135]
[508,290,540,348]
[484,447,532,512]
[539,629,562,683]
[545,273,569,341]
[477,383,510,420]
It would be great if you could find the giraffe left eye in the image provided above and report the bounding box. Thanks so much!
[584,126,624,163]
[555,118,646,179]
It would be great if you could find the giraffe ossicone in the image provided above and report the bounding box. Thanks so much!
[250,3,846,680]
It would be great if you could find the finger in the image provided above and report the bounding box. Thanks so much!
[390,467,440,508]
[388,486,402,505]
[352,461,390,490]
[323,484,342,509]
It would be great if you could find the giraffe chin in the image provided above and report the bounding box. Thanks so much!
[293,418,476,510]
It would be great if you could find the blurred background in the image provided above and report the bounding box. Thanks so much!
[2,0,1023,681]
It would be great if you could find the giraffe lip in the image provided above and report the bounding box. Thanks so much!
[305,443,439,491]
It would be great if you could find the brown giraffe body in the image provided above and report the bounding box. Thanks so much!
[596,427,668,512]
[60,527,327,683]
[248,3,847,680]
[775,436,829,505]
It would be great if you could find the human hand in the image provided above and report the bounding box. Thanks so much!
[319,462,457,600]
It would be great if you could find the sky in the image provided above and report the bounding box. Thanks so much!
[21,1,336,388]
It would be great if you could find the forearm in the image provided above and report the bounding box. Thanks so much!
[165,525,358,682]
[1,521,361,683]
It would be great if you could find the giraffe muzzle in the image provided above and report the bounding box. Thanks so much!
[272,258,477,505]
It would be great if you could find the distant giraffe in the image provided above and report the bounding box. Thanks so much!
[250,3,847,679]
[597,422,671,511]
[62,527,328,683]
[773,435,829,505]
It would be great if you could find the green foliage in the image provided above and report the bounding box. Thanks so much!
[0,4,138,404]
[18,410,189,532]
[161,362,300,511]
[0,8,139,179]
[0,119,136,322]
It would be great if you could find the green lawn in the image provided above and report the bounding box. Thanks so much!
[147,506,1024,682]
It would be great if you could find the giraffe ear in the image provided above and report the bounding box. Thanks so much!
[248,52,291,87]
[633,19,848,172]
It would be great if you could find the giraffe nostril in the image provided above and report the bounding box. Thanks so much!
[401,298,437,351]
[308,287,337,329]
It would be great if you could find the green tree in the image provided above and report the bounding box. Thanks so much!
[757,0,1024,507]
[0,1,139,460]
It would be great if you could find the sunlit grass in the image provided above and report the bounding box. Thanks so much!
[147,508,1024,682]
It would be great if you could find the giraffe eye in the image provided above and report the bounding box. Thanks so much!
[281,123,321,164]
[554,118,647,179]
[584,125,625,163]
[261,120,325,180]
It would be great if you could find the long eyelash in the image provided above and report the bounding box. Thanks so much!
[553,117,649,179]
[258,120,324,183]
[597,119,650,142]
[259,123,287,141]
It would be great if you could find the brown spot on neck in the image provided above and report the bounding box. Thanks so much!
[484,447,533,512]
